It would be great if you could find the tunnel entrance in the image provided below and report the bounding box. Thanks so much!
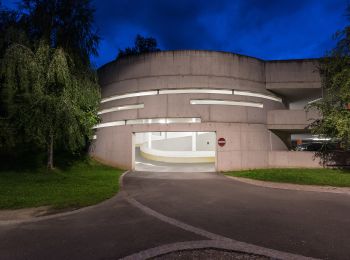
[133,132,216,172]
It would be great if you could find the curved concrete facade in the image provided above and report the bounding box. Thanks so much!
[91,50,322,170]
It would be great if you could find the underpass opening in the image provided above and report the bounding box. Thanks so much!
[133,132,216,172]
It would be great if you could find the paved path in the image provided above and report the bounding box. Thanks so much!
[0,170,349,259]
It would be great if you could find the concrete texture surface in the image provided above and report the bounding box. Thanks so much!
[91,50,324,171]
[1,170,349,260]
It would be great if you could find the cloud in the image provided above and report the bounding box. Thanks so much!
[2,0,348,66]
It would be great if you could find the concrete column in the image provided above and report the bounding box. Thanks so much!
[192,132,197,151]
[148,132,152,148]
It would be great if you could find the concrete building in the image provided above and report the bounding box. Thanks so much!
[91,50,324,171]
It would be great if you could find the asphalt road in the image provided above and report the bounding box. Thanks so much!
[0,170,349,259]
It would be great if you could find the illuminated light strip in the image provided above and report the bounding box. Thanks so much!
[97,104,144,115]
[159,89,233,95]
[101,89,282,104]
[126,117,201,125]
[233,90,282,102]
[307,98,322,104]
[101,90,158,103]
[93,120,125,129]
[93,117,201,129]
[190,99,263,108]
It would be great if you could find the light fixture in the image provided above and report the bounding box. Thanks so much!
[159,89,233,95]
[190,99,263,108]
[93,120,125,129]
[307,98,322,104]
[97,104,144,115]
[233,90,282,102]
[101,90,158,103]
[126,117,202,125]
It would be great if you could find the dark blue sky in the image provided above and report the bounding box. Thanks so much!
[3,0,349,67]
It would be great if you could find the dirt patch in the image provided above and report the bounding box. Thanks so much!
[151,249,270,259]
[0,206,53,221]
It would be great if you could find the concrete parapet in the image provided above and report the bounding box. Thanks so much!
[267,109,321,130]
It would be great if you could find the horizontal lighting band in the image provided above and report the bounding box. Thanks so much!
[126,117,201,125]
[159,89,233,95]
[307,98,322,104]
[97,104,144,115]
[233,90,282,102]
[190,99,263,108]
[93,121,126,129]
[101,89,282,104]
[94,117,201,129]
[101,90,158,103]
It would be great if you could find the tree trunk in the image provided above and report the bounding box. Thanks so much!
[47,134,54,170]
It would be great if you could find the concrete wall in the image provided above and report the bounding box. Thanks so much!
[267,109,321,130]
[265,59,321,90]
[268,151,321,168]
[92,50,325,170]
[151,132,215,151]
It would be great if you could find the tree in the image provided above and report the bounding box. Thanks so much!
[1,41,100,169]
[0,0,101,169]
[19,0,99,68]
[117,34,160,59]
[308,6,350,153]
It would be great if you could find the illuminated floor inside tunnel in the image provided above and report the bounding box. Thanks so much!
[134,147,216,172]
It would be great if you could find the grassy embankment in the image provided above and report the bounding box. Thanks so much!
[225,168,350,187]
[0,159,124,209]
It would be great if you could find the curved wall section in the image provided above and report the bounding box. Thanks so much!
[91,50,321,170]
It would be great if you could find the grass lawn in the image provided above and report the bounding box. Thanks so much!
[0,159,124,209]
[225,168,350,187]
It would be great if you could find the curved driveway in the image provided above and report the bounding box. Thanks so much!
[1,170,350,259]
[124,171,350,260]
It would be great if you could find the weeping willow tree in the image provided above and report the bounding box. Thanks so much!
[1,41,100,169]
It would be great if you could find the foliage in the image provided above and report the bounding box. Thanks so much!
[117,34,160,59]
[308,7,350,151]
[19,0,99,68]
[0,159,123,209]
[0,0,101,168]
[0,41,100,168]
[226,168,350,187]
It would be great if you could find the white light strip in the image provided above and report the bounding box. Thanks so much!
[233,90,282,102]
[126,117,201,125]
[98,104,144,115]
[101,90,158,103]
[190,99,263,108]
[93,118,201,129]
[159,89,233,95]
[307,98,322,104]
[93,120,125,129]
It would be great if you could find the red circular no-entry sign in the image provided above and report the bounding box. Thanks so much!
[218,137,226,147]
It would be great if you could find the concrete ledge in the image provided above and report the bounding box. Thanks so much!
[140,150,215,163]
[140,145,215,163]
[121,240,317,260]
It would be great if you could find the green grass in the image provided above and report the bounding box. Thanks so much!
[0,159,124,209]
[225,168,350,187]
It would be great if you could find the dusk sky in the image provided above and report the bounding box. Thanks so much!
[3,0,350,67]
